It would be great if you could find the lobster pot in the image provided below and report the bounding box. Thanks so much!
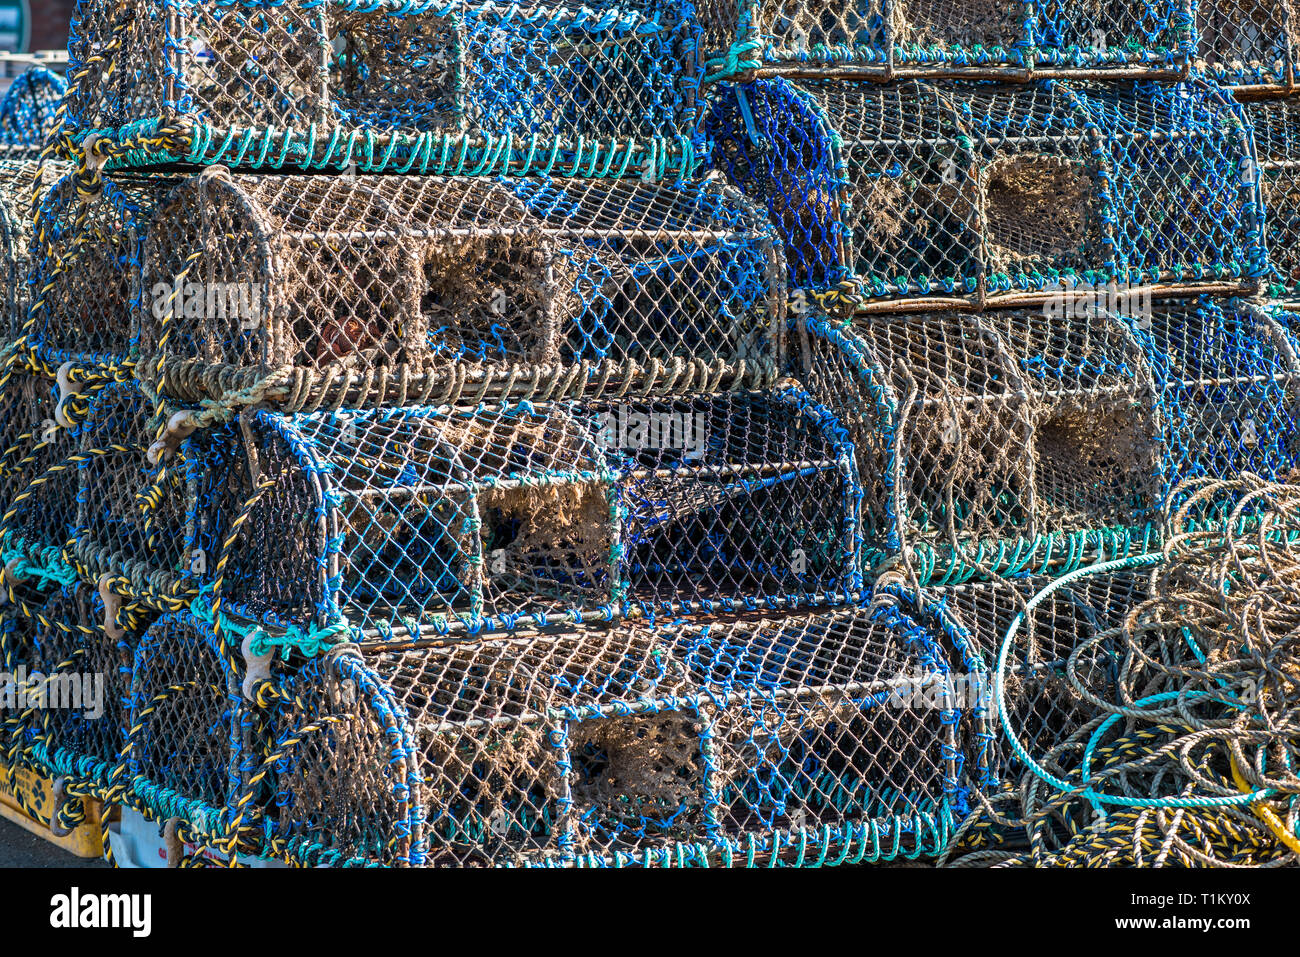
[708,78,1261,308]
[1244,97,1300,300]
[1196,0,1299,91]
[933,570,1145,786]
[127,613,250,832]
[62,0,702,177]
[698,0,1192,80]
[27,170,179,371]
[267,604,961,867]
[590,389,862,614]
[0,67,66,158]
[793,308,1161,582]
[15,583,142,784]
[209,402,619,634]
[0,371,79,562]
[71,382,204,594]
[142,173,782,408]
[1132,297,1300,506]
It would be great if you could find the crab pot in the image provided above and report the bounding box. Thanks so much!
[698,0,1192,81]
[62,0,702,177]
[1131,297,1300,506]
[708,78,1261,307]
[933,570,1144,785]
[126,612,252,835]
[1195,0,1300,91]
[15,583,143,785]
[1244,97,1300,299]
[0,371,79,561]
[26,170,179,372]
[0,66,67,158]
[792,307,1161,582]
[143,172,782,408]
[266,603,961,867]
[71,382,205,594]
[0,161,60,340]
[592,389,862,613]
[208,403,619,634]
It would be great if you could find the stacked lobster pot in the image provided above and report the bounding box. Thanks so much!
[0,0,979,868]
[700,0,1300,807]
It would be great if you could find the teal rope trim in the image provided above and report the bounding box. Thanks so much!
[189,587,350,660]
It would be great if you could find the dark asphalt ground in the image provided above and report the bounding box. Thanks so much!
[0,816,106,868]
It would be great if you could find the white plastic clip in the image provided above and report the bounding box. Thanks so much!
[49,778,74,837]
[97,574,125,640]
[241,632,274,702]
[163,817,184,868]
[0,557,23,606]
[146,410,199,466]
[53,361,78,429]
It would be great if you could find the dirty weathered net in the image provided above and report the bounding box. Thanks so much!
[1196,0,1300,91]
[141,171,783,410]
[697,0,1193,80]
[1244,96,1300,301]
[708,78,1262,310]
[23,170,180,374]
[60,0,704,177]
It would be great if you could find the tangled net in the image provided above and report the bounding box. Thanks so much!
[942,474,1300,867]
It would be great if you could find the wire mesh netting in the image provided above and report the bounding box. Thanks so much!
[141,171,783,410]
[1195,0,1300,91]
[697,0,1194,81]
[0,67,66,159]
[24,170,181,374]
[250,601,963,866]
[202,388,862,636]
[6,583,143,790]
[0,162,45,342]
[69,382,207,602]
[0,371,80,569]
[60,0,704,177]
[708,77,1263,309]
[1129,297,1300,507]
[791,306,1162,583]
[1243,96,1300,300]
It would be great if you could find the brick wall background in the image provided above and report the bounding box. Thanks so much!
[29,0,75,52]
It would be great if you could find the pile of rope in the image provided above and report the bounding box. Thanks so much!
[943,474,1300,867]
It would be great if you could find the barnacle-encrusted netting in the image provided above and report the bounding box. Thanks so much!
[790,305,1162,583]
[123,599,964,866]
[944,476,1300,867]
[696,0,1193,81]
[708,77,1262,309]
[1195,0,1300,91]
[60,0,704,177]
[1129,297,1300,506]
[24,170,180,373]
[141,171,783,409]
[0,161,56,342]
[0,67,66,158]
[201,388,863,636]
